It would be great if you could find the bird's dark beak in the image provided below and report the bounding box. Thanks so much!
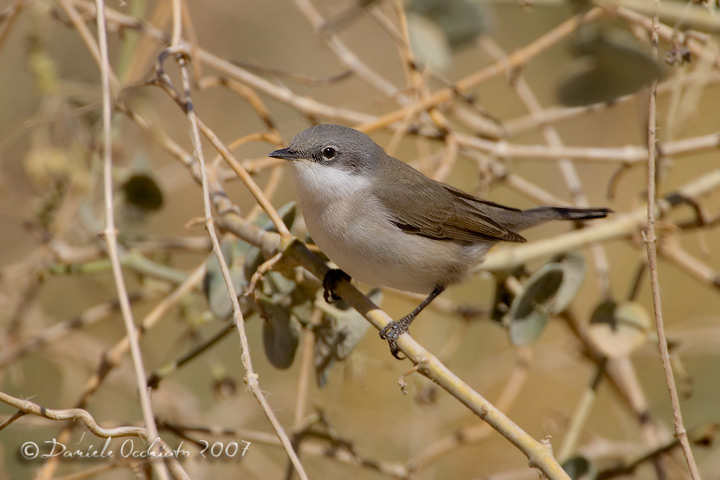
[268,147,302,161]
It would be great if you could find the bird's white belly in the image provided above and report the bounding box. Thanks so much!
[308,201,436,293]
[291,163,485,293]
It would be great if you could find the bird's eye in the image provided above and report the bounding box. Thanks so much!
[321,146,338,160]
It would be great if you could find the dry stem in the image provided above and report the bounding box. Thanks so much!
[642,4,702,478]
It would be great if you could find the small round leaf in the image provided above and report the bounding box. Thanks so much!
[244,202,297,282]
[407,12,452,72]
[408,0,490,48]
[548,252,587,315]
[590,300,651,358]
[509,308,549,346]
[257,201,296,233]
[562,455,597,480]
[121,173,164,212]
[314,289,382,387]
[504,263,564,346]
[558,29,664,106]
[204,239,246,319]
[259,296,300,369]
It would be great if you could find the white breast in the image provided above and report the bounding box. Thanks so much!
[290,162,484,294]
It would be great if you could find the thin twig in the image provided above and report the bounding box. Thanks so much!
[0,291,154,368]
[643,3,702,478]
[409,348,533,473]
[560,311,670,475]
[94,2,169,479]
[0,391,145,437]
[659,240,720,292]
[480,169,720,271]
[293,311,319,428]
[358,8,604,132]
[171,35,309,479]
[558,357,608,462]
[293,0,399,98]
[504,71,720,137]
[479,35,612,298]
[11,3,718,479]
[0,0,23,51]
[283,243,571,480]
[0,392,189,480]
[57,0,119,89]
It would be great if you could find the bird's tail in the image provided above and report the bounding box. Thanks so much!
[530,206,611,220]
[505,206,611,231]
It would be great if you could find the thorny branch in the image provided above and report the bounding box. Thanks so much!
[1,1,719,479]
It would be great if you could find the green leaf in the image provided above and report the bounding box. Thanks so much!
[407,12,452,72]
[121,173,164,212]
[204,238,246,319]
[509,308,549,347]
[259,295,300,369]
[243,201,297,285]
[256,201,296,233]
[548,252,587,315]
[504,263,563,346]
[504,255,587,346]
[562,456,597,480]
[590,300,651,358]
[242,246,264,284]
[314,289,382,387]
[408,0,490,48]
[558,28,664,106]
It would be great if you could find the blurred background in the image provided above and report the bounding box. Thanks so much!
[1,0,719,479]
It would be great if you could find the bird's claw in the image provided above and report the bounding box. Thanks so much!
[379,319,410,360]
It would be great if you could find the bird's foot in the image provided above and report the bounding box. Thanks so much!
[322,269,351,304]
[379,316,413,360]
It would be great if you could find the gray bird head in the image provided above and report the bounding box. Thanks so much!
[268,124,385,174]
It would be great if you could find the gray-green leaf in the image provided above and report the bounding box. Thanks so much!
[259,296,300,369]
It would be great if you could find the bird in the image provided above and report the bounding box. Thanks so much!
[269,124,610,358]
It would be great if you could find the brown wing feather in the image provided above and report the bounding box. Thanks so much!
[373,160,526,244]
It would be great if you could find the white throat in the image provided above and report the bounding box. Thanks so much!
[289,161,370,209]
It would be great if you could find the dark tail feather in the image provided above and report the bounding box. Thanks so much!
[509,206,611,231]
[533,207,612,221]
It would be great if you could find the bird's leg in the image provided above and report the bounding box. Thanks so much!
[379,285,446,359]
[322,268,351,303]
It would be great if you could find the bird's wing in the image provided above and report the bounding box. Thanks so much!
[373,162,526,244]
